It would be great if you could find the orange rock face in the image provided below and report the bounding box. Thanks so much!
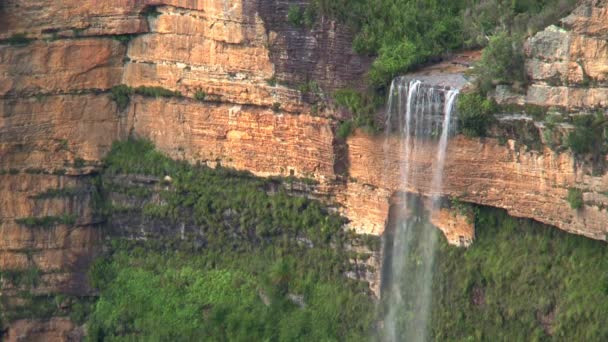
[1,0,608,339]
[429,208,475,247]
[0,39,126,96]
[125,97,337,180]
[347,133,608,241]
[0,1,365,337]
[525,1,608,108]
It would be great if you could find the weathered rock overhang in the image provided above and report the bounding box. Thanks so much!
[343,132,608,241]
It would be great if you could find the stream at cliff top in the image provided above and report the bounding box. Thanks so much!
[381,77,460,342]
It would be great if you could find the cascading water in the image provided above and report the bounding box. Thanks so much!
[381,77,460,342]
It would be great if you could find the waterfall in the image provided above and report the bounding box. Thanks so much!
[381,77,460,342]
[432,89,459,201]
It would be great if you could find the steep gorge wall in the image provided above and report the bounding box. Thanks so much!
[1,0,608,339]
[0,1,366,339]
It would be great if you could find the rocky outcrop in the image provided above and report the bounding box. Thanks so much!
[346,133,608,241]
[430,208,475,247]
[1,0,608,339]
[124,97,336,179]
[4,318,84,342]
[525,0,608,109]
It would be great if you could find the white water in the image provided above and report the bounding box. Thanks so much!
[432,88,459,202]
[382,78,459,342]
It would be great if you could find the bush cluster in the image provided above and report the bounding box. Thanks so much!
[430,206,608,340]
[110,85,183,110]
[473,32,527,94]
[333,88,382,136]
[3,33,33,46]
[567,187,584,209]
[85,138,377,341]
[15,214,77,228]
[456,92,497,137]
[287,5,316,28]
[306,0,577,90]
[567,113,608,157]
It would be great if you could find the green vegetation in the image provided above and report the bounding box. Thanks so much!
[337,120,354,139]
[111,34,135,43]
[297,0,579,129]
[298,80,321,95]
[72,28,86,37]
[24,167,45,174]
[542,113,566,149]
[86,138,376,340]
[15,214,77,228]
[103,182,152,199]
[474,32,526,94]
[3,294,96,324]
[567,187,584,209]
[567,113,608,158]
[110,84,132,110]
[110,85,183,110]
[288,5,316,28]
[194,89,206,102]
[333,89,381,134]
[0,267,40,288]
[265,76,277,86]
[431,206,608,340]
[134,86,182,98]
[306,0,577,90]
[31,187,81,199]
[73,157,86,168]
[450,197,478,224]
[88,242,373,341]
[272,102,282,112]
[456,92,497,137]
[2,33,33,46]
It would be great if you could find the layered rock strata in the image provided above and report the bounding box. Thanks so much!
[346,133,608,241]
[0,1,364,338]
[525,0,608,109]
[0,0,608,339]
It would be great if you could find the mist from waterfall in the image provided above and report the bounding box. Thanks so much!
[381,77,459,342]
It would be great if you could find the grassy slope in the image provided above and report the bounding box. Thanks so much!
[86,139,376,341]
[432,207,608,341]
[86,139,607,341]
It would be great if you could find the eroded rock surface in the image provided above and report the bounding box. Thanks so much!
[525,1,608,108]
[1,0,607,339]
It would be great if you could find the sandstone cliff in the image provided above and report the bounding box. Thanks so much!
[525,0,608,108]
[1,0,607,340]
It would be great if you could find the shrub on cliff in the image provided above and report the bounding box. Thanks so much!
[337,120,354,139]
[456,92,497,137]
[4,33,33,46]
[333,89,380,134]
[567,187,584,209]
[288,5,316,29]
[15,214,77,228]
[194,89,206,102]
[567,113,608,159]
[473,32,527,94]
[134,86,182,98]
[110,85,132,110]
[288,5,304,27]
